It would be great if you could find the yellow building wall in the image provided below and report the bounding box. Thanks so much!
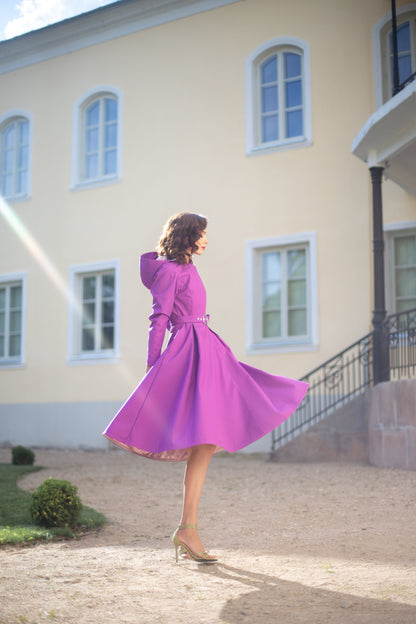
[0,0,415,409]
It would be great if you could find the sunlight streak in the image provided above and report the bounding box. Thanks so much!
[0,196,138,389]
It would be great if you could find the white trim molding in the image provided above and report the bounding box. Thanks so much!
[67,259,121,365]
[245,232,318,354]
[0,271,27,368]
[245,36,312,156]
[71,85,123,191]
[0,0,243,75]
[0,109,33,203]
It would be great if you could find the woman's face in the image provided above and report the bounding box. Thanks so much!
[193,229,208,255]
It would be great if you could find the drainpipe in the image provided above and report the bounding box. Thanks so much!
[370,166,389,384]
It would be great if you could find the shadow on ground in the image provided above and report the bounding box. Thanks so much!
[198,563,416,624]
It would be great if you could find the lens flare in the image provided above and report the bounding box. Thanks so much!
[0,196,138,389]
[0,196,72,303]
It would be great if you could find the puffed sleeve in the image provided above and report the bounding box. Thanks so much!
[146,264,177,367]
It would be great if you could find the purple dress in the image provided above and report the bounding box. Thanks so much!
[103,252,308,461]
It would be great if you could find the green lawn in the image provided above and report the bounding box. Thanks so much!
[0,463,106,545]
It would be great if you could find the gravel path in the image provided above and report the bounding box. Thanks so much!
[0,448,415,624]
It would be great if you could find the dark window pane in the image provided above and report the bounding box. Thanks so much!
[286,80,302,108]
[83,277,96,300]
[87,128,99,152]
[9,334,21,357]
[286,110,303,138]
[262,114,279,142]
[398,54,412,83]
[10,286,22,308]
[101,326,114,349]
[285,52,301,78]
[18,121,29,144]
[262,85,278,113]
[261,55,277,84]
[105,124,117,149]
[86,101,99,126]
[104,150,117,175]
[82,328,95,351]
[10,310,21,332]
[102,274,115,298]
[105,98,118,122]
[3,125,15,148]
[102,301,114,324]
[397,22,411,53]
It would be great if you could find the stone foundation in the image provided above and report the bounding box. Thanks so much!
[369,379,416,470]
[271,379,416,470]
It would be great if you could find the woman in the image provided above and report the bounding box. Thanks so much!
[103,212,308,563]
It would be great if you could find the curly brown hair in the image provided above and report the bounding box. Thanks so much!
[157,212,208,264]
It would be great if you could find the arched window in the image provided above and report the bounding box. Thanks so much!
[245,37,312,155]
[71,86,123,189]
[373,4,416,105]
[0,112,32,200]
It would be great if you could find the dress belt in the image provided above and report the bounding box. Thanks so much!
[169,314,210,330]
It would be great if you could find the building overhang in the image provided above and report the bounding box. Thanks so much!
[351,80,416,195]
[0,0,242,75]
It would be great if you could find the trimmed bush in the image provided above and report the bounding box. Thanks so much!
[11,445,35,466]
[31,478,81,528]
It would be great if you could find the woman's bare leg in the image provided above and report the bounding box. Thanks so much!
[177,443,216,556]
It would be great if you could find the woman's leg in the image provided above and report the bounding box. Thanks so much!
[177,443,216,556]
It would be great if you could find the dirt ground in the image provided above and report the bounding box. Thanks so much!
[0,448,415,624]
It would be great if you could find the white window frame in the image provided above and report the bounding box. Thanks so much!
[67,259,120,364]
[245,233,318,353]
[245,37,312,156]
[0,110,33,202]
[0,272,27,368]
[373,3,416,107]
[384,221,416,314]
[71,85,123,191]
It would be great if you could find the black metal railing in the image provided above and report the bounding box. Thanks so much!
[271,307,416,451]
[387,307,416,379]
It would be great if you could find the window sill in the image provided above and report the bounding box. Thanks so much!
[0,360,25,369]
[246,136,312,157]
[1,193,30,203]
[71,175,121,192]
[246,340,318,355]
[68,353,120,366]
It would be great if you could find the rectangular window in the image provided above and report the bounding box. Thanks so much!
[246,234,318,353]
[68,261,120,362]
[0,274,26,366]
[389,231,416,313]
[1,119,30,199]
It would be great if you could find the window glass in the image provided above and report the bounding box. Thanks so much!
[78,271,116,355]
[393,234,416,312]
[259,246,308,342]
[388,19,415,91]
[0,281,23,362]
[0,119,29,198]
[83,96,118,181]
[258,49,303,146]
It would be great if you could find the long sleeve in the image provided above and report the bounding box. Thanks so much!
[146,264,177,367]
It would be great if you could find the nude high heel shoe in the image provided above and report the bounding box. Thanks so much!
[171,523,218,563]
